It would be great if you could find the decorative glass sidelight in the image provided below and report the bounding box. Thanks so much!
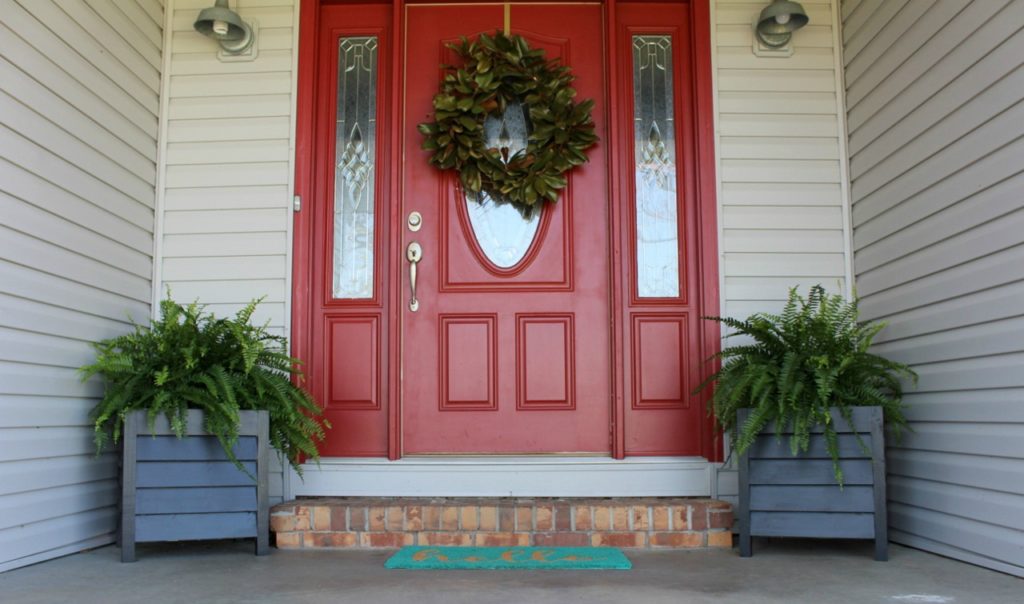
[333,36,379,299]
[465,100,541,269]
[632,35,680,298]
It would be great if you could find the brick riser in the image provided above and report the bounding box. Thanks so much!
[271,498,733,550]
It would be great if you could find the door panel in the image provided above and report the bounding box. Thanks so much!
[401,4,611,454]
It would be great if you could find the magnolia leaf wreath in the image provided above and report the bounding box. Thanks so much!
[417,32,598,218]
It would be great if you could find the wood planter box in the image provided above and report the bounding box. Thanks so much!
[737,406,888,561]
[120,409,270,562]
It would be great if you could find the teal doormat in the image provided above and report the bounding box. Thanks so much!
[384,546,632,570]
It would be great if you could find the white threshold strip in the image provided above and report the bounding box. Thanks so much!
[289,456,716,498]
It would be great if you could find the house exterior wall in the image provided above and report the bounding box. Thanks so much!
[714,0,851,322]
[841,0,1024,578]
[711,0,851,503]
[0,0,164,572]
[154,0,852,500]
[158,0,295,332]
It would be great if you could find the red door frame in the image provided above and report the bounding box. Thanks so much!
[292,0,721,462]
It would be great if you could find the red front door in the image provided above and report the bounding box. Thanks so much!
[296,1,721,462]
[402,4,610,453]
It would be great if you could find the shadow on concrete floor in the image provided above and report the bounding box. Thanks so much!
[1,539,1020,604]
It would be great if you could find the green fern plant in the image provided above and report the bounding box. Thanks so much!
[696,285,916,484]
[79,297,329,475]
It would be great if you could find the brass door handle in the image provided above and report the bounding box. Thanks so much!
[406,241,423,312]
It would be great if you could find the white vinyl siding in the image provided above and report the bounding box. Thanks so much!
[842,0,1024,578]
[712,0,852,503]
[0,0,163,572]
[715,0,851,324]
[158,0,295,500]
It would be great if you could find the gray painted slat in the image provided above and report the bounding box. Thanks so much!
[135,462,257,487]
[749,485,875,512]
[136,436,258,461]
[135,512,257,542]
[748,459,874,485]
[131,409,261,436]
[135,487,256,514]
[748,433,871,459]
[750,512,875,538]
[774,407,877,433]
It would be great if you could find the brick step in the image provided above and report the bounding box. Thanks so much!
[271,497,733,550]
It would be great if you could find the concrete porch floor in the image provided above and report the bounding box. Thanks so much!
[1,540,1021,604]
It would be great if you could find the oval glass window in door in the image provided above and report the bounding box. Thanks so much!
[464,100,541,269]
[465,194,542,269]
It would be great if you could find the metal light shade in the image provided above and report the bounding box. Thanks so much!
[755,0,809,48]
[194,0,253,54]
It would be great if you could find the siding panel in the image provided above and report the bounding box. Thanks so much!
[714,0,850,324]
[0,56,155,180]
[849,1,1019,148]
[0,193,152,275]
[0,0,162,572]
[841,0,917,68]
[0,22,156,158]
[842,0,1024,578]
[2,0,157,130]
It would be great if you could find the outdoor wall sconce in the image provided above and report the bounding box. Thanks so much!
[753,0,809,57]
[194,0,258,59]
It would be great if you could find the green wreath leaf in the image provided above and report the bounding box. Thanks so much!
[419,31,598,217]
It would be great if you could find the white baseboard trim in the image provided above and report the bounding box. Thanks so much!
[288,456,714,498]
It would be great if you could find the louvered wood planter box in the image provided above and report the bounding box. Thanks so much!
[120,410,270,562]
[737,406,888,561]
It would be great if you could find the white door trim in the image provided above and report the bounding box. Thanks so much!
[288,456,715,498]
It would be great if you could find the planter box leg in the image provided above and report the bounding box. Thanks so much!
[871,410,888,562]
[255,412,269,556]
[738,422,752,558]
[739,526,752,557]
[874,535,888,562]
[121,532,136,563]
[121,417,137,563]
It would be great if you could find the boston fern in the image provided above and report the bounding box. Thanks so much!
[697,285,916,484]
[79,298,328,474]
